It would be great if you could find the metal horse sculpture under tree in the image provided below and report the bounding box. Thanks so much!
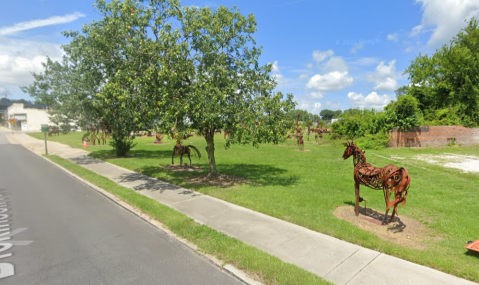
[172,141,201,166]
[342,141,411,224]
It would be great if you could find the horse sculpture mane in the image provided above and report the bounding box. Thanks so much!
[343,141,411,224]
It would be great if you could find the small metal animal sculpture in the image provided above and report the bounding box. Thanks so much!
[172,141,201,166]
[342,141,411,224]
[153,133,164,144]
[295,114,301,132]
[48,126,60,137]
[298,133,304,151]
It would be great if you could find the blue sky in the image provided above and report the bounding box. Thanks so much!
[1,0,479,115]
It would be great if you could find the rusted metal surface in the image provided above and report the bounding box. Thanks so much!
[298,133,304,151]
[343,141,411,225]
[172,141,202,166]
[466,240,479,253]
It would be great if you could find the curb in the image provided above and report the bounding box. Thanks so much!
[6,134,263,285]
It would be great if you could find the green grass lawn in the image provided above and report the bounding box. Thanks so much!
[30,131,479,282]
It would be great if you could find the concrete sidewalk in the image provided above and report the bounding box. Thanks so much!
[6,131,478,285]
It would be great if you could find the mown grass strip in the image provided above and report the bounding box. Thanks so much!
[46,155,331,285]
[31,132,479,282]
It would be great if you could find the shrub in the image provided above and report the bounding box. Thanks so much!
[356,131,390,150]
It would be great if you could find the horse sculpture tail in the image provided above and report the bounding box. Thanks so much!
[187,145,201,159]
[384,166,411,222]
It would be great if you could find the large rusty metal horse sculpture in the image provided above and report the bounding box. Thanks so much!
[342,141,411,224]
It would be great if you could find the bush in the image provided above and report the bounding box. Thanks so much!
[356,131,390,150]
[109,136,137,156]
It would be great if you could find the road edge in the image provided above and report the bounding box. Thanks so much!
[6,133,263,285]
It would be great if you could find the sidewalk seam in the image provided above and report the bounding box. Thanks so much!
[343,252,382,285]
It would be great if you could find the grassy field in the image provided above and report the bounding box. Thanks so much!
[30,131,479,282]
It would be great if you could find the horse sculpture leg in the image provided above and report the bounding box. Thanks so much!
[355,180,360,216]
[180,153,184,166]
[382,209,390,225]
[382,186,392,225]
[187,152,192,166]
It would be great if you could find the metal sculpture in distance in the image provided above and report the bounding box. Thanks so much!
[172,141,202,166]
[342,141,411,224]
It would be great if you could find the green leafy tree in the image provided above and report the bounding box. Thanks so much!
[21,57,100,131]
[60,0,182,156]
[403,17,479,126]
[320,109,334,121]
[384,95,422,131]
[151,5,295,176]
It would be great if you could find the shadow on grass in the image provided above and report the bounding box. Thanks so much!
[464,250,479,258]
[216,163,300,187]
[135,162,300,189]
[88,149,300,189]
[89,149,173,160]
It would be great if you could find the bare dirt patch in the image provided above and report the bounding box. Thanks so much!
[415,153,479,173]
[334,205,441,250]
[162,164,202,172]
[294,149,311,152]
[146,142,171,145]
[186,173,255,187]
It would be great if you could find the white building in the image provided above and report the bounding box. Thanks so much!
[7,103,52,131]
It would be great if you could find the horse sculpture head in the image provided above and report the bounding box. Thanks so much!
[342,140,355,159]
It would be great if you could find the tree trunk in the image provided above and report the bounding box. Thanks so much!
[204,128,218,177]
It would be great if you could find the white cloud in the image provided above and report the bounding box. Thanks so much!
[309,91,324,99]
[306,71,353,92]
[412,0,479,47]
[312,49,334,63]
[272,60,280,72]
[0,37,62,86]
[347,91,394,111]
[271,60,307,90]
[387,33,398,42]
[325,101,341,109]
[299,73,309,80]
[368,60,398,91]
[324,56,349,72]
[0,12,85,36]
[348,57,381,67]
[350,43,364,54]
[295,97,322,114]
[410,25,424,37]
[404,46,414,52]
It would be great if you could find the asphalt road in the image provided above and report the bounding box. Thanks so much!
[0,132,245,285]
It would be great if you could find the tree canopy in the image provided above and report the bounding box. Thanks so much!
[402,17,479,127]
[22,0,295,175]
[320,109,342,122]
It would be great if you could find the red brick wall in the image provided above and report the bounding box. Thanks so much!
[388,126,479,147]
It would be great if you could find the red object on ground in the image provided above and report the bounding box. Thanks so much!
[83,140,88,149]
[465,240,479,253]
